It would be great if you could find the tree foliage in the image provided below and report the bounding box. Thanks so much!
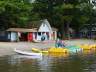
[0,0,95,39]
[33,0,94,39]
[0,0,33,29]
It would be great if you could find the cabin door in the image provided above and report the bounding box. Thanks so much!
[28,32,33,42]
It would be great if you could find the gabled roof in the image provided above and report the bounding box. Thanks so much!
[27,20,43,29]
[38,19,53,32]
[27,19,53,32]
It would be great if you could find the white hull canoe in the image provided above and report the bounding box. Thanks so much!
[14,49,42,56]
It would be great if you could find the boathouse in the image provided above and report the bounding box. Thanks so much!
[6,19,57,42]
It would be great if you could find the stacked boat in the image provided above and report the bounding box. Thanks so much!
[14,44,96,57]
[31,44,96,55]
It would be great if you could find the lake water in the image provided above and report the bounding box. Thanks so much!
[0,53,96,72]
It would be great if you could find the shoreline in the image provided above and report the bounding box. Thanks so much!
[0,39,96,57]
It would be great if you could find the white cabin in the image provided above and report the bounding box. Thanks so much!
[34,19,57,41]
[6,19,57,42]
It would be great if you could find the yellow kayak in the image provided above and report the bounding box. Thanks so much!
[89,44,96,50]
[48,47,69,53]
[48,52,69,57]
[32,47,69,53]
[32,48,48,54]
[79,44,96,50]
[80,44,91,50]
[32,48,42,53]
[42,50,48,53]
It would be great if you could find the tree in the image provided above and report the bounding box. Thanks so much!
[33,0,94,39]
[0,0,94,40]
[0,0,33,30]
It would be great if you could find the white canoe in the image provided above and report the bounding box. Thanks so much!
[14,49,42,56]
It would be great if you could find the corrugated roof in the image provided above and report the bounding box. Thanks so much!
[6,28,37,32]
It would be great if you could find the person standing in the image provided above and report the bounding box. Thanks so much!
[55,38,65,48]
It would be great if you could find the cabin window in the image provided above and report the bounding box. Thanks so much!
[38,32,41,36]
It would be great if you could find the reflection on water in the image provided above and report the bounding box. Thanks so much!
[0,53,96,72]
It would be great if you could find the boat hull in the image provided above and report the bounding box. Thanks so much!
[14,49,42,56]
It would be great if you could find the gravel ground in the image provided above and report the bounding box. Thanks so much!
[0,39,96,57]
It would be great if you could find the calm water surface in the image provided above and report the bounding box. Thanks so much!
[0,53,96,72]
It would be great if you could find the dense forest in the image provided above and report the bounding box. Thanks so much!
[0,0,96,39]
